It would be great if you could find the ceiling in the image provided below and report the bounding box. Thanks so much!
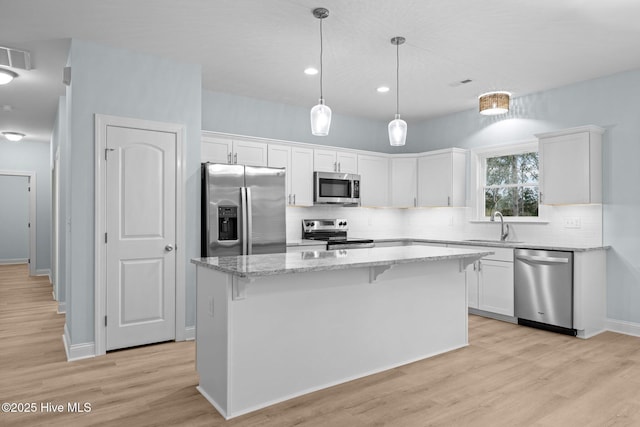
[1,0,640,144]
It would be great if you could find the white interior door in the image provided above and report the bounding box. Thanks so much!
[105,125,177,351]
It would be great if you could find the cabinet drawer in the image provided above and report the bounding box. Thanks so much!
[448,244,513,262]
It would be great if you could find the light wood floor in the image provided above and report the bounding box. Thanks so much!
[1,263,640,426]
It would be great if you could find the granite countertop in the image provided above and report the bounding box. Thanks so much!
[191,246,493,278]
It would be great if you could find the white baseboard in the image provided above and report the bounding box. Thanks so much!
[57,301,66,314]
[62,324,95,362]
[36,268,52,283]
[0,258,28,265]
[606,318,640,337]
[185,326,195,341]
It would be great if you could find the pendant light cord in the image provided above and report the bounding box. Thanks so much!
[319,17,324,100]
[396,41,400,115]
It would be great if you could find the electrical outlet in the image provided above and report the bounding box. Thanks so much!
[563,217,582,229]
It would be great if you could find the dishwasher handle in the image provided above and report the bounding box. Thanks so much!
[515,254,569,264]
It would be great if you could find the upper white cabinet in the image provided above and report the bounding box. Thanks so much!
[537,126,603,205]
[417,148,466,207]
[357,154,389,207]
[202,134,268,166]
[268,144,314,206]
[314,149,358,173]
[390,156,418,207]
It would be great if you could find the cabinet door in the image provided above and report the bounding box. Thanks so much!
[233,139,267,166]
[479,259,514,316]
[390,157,417,207]
[418,153,452,207]
[358,154,389,207]
[290,147,314,206]
[539,132,590,205]
[467,262,480,309]
[313,149,338,172]
[336,152,358,174]
[268,144,291,204]
[201,135,232,164]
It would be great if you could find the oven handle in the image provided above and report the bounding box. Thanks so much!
[515,254,569,264]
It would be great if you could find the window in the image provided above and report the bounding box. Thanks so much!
[482,150,539,218]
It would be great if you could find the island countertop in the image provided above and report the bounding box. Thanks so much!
[191,245,493,278]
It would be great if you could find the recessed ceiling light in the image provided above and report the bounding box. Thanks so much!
[2,131,25,141]
[0,68,18,85]
[304,67,318,75]
[377,86,390,93]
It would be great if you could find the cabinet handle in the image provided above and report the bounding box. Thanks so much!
[414,197,417,207]
[473,261,477,271]
[447,196,451,207]
[540,191,543,204]
[288,194,291,205]
[293,194,296,205]
[234,152,238,164]
[227,152,232,164]
[338,162,341,172]
[477,260,482,272]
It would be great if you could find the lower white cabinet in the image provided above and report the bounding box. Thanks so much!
[450,244,514,316]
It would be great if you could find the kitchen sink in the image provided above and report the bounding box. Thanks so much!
[464,239,524,244]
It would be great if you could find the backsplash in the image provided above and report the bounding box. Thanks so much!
[287,204,603,247]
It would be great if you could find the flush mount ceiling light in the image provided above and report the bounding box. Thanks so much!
[2,131,26,141]
[310,7,332,136]
[479,91,511,115]
[0,68,18,85]
[388,36,407,147]
[377,86,390,93]
[304,67,318,75]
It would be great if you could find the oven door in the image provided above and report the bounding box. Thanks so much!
[314,172,360,205]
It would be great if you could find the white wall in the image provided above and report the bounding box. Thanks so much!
[63,39,202,346]
[0,140,51,272]
[0,175,29,262]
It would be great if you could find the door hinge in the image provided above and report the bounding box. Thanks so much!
[104,232,108,243]
[28,222,30,228]
[28,258,30,264]
[104,316,107,327]
[28,187,31,192]
[105,148,115,160]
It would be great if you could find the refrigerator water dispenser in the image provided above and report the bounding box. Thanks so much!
[218,206,238,241]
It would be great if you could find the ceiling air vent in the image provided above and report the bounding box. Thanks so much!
[448,78,473,87]
[0,46,32,70]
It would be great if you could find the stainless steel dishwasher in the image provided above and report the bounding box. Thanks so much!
[514,249,575,336]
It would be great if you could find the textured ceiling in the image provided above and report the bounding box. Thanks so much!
[1,0,640,143]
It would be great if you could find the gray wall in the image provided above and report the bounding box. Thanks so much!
[0,140,51,272]
[0,175,29,261]
[65,39,202,345]
[202,69,640,325]
[202,90,392,153]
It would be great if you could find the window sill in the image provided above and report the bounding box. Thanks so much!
[469,218,549,224]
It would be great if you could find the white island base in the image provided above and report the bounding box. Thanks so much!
[195,253,477,419]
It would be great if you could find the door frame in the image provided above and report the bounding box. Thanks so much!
[0,170,36,276]
[94,114,186,356]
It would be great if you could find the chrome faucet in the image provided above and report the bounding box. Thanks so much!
[490,211,509,241]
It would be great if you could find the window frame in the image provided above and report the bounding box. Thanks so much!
[470,140,546,222]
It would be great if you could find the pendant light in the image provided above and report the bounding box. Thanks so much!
[388,37,407,146]
[310,7,331,136]
[478,91,510,115]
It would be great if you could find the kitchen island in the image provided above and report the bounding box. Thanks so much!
[192,246,492,419]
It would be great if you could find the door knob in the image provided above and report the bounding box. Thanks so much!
[165,244,174,252]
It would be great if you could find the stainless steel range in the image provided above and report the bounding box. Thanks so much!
[302,219,375,249]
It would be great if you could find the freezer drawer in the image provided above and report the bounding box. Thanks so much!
[514,249,573,330]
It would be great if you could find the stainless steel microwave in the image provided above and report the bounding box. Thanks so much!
[313,172,361,206]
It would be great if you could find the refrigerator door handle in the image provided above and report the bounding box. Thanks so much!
[246,187,253,255]
[241,187,248,255]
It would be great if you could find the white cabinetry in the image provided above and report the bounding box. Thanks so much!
[268,144,314,206]
[417,148,466,207]
[537,126,603,205]
[357,154,389,207]
[201,134,268,166]
[449,244,514,316]
[314,149,358,173]
[390,156,418,207]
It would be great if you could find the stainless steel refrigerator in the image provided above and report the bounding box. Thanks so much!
[201,163,286,257]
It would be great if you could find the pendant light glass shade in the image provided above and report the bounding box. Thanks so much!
[310,8,331,136]
[388,36,407,146]
[311,98,332,136]
[479,91,510,115]
[388,114,407,146]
